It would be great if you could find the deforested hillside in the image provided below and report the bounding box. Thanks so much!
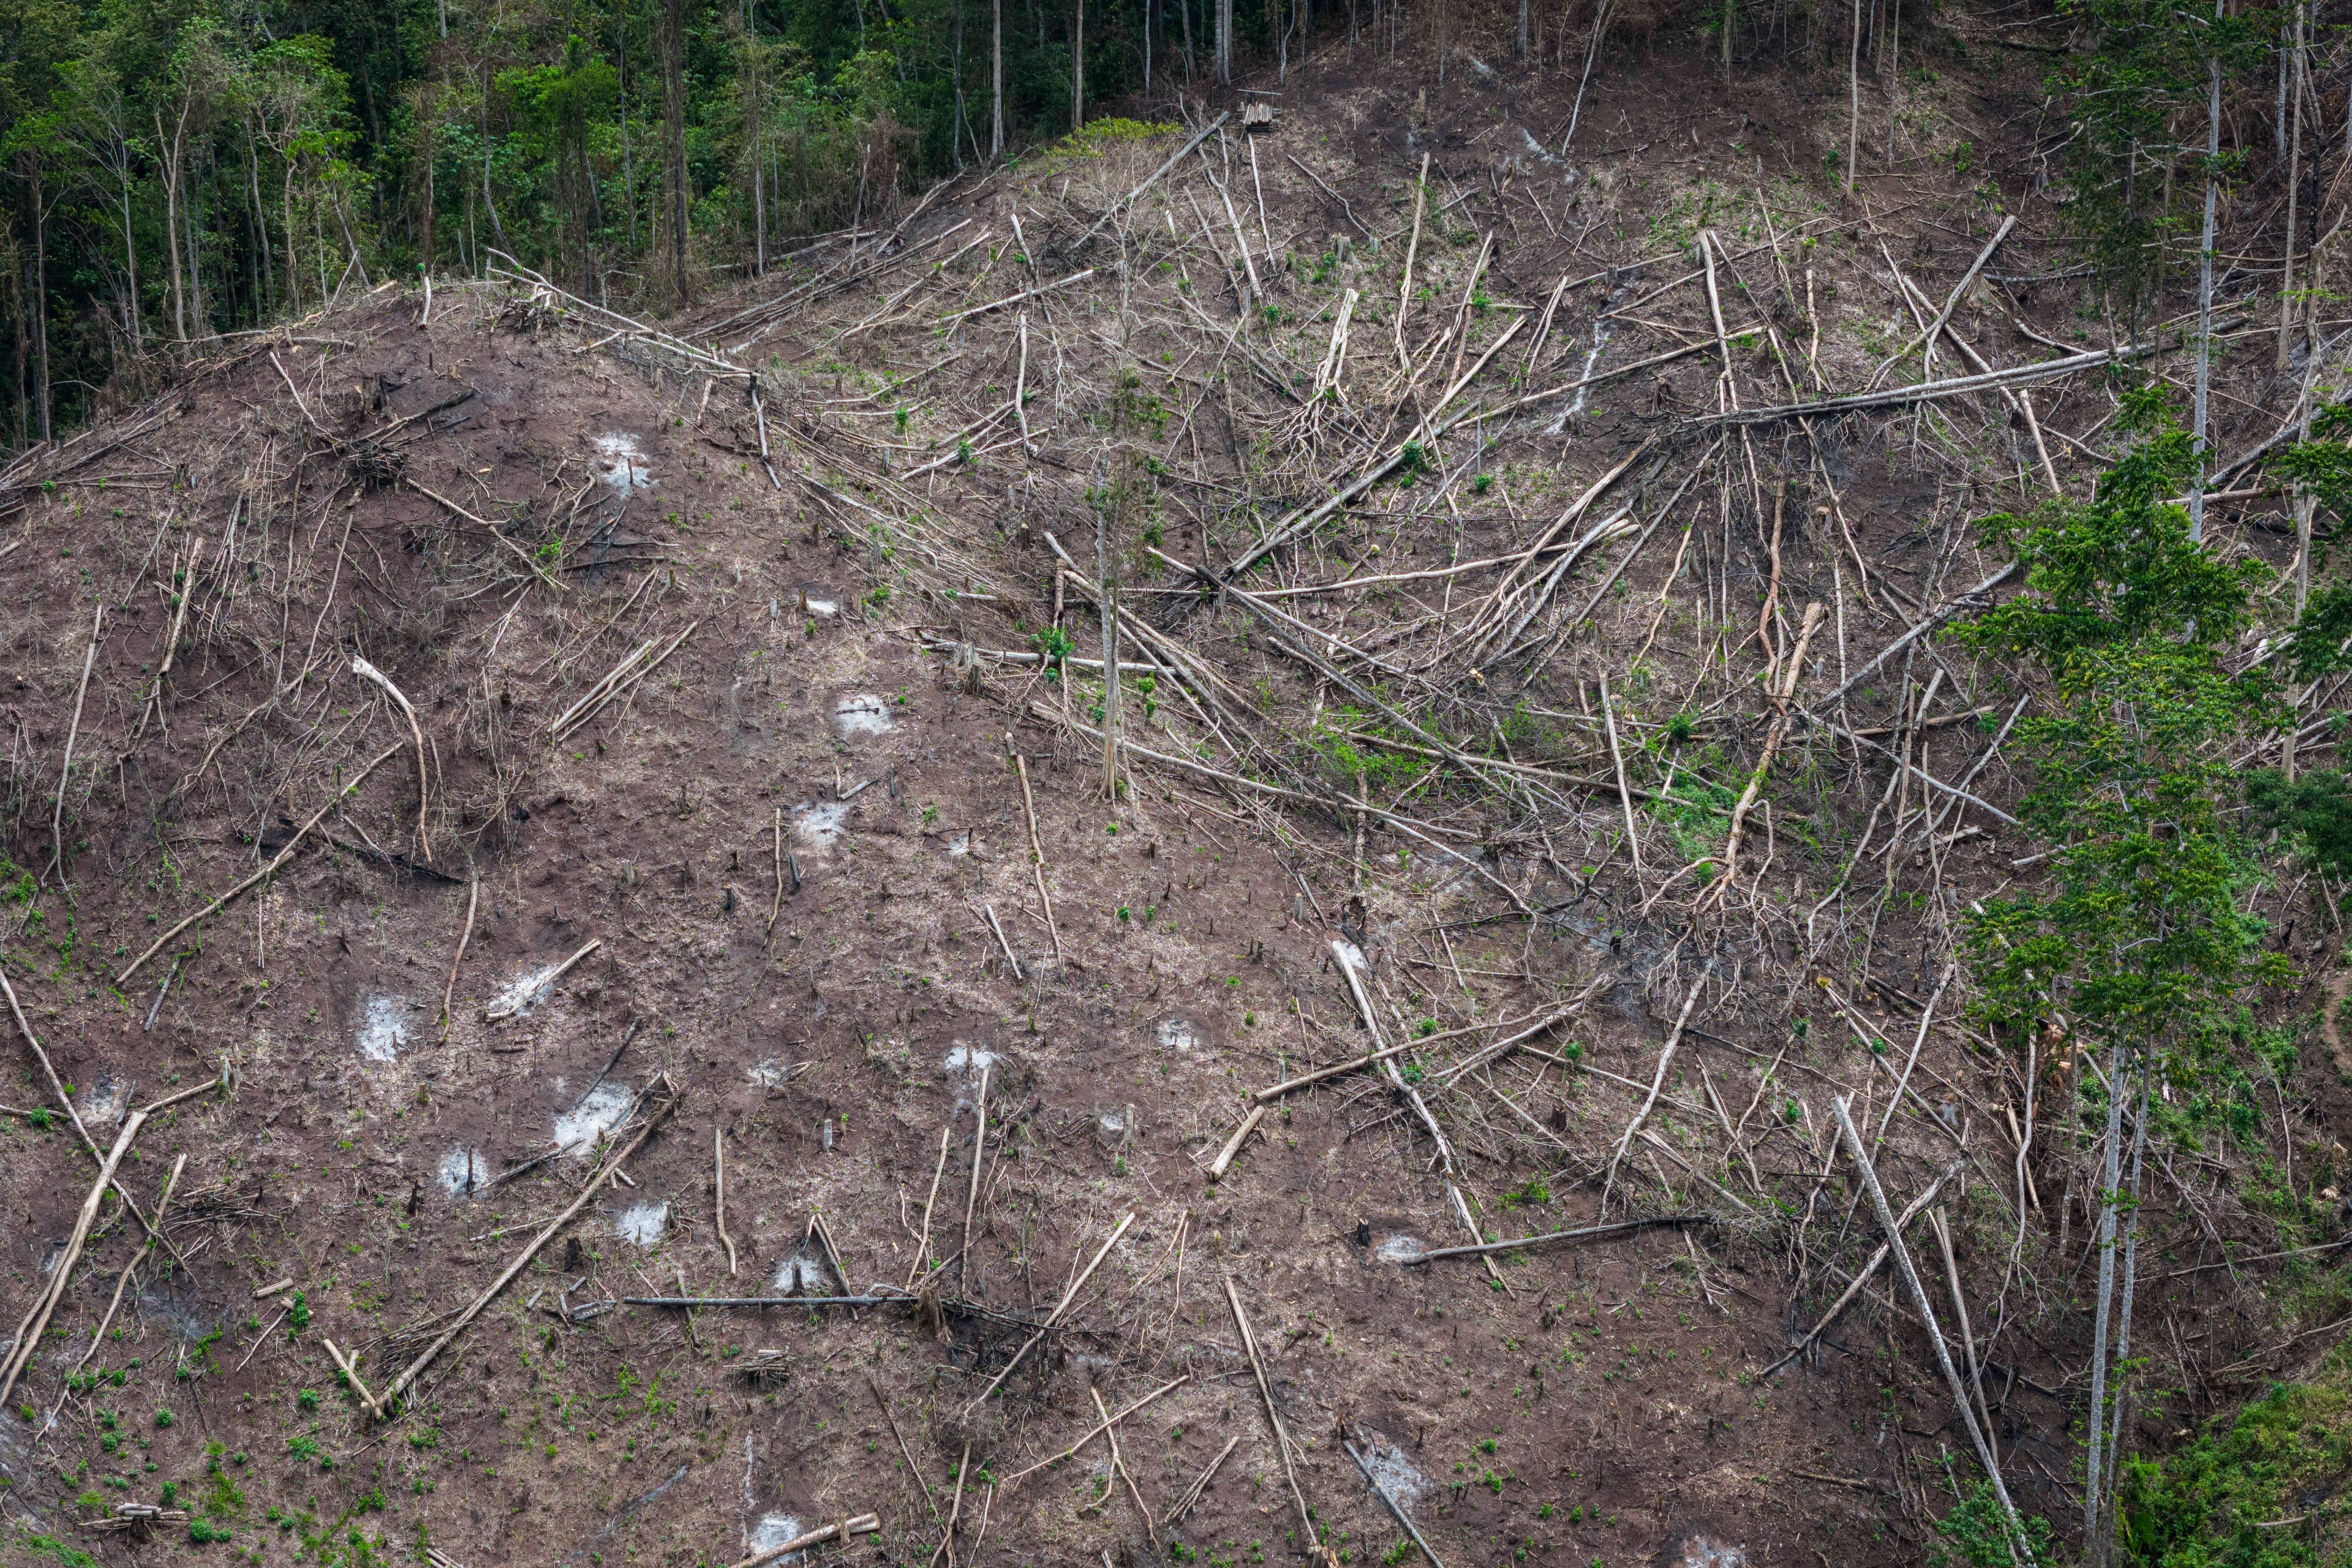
[5,2,2352,1567]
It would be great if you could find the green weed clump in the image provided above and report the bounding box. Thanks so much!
[2117,1351,2352,1566]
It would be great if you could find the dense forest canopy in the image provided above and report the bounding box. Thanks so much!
[0,0,1310,443]
[1,0,2333,452]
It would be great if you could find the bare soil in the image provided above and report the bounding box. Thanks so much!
[1,15,2343,1568]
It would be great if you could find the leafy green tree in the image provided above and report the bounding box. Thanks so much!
[1961,386,2292,1567]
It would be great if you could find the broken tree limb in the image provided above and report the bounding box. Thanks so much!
[371,1078,680,1418]
[1869,214,2015,386]
[1345,1437,1448,1567]
[1394,1214,1706,1266]
[1800,563,2019,723]
[1008,737,1064,959]
[1226,1276,1322,1555]
[1020,701,1537,919]
[1831,1097,2033,1564]
[1074,113,1230,249]
[351,656,431,862]
[485,937,602,1021]
[1216,339,1718,582]
[440,877,479,1041]
[723,1515,881,1568]
[116,742,406,984]
[1163,1435,1240,1529]
[404,478,567,591]
[1715,318,2244,425]
[1208,1104,1268,1177]
[1095,1384,1159,1546]
[0,1108,151,1409]
[959,1212,1134,1415]
[714,1125,739,1276]
[1601,967,1713,1208]
[549,622,698,742]
[323,1338,383,1412]
[1708,601,1827,902]
[998,1375,1191,1487]
[1330,940,1490,1267]
[0,974,198,1274]
[45,603,102,888]
[939,269,1097,325]
[1757,1157,1964,1379]
[50,1152,186,1428]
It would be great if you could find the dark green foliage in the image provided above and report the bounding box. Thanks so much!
[1960,389,2287,1060]
[1932,1482,2055,1568]
[0,0,1250,444]
[2052,0,2264,317]
[2247,770,2352,883]
[2119,1353,2352,1567]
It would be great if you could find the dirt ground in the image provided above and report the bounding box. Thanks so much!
[1,12,2345,1568]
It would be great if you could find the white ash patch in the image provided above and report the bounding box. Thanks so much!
[747,1057,795,1090]
[943,830,970,856]
[1673,1537,1746,1568]
[803,596,839,619]
[436,1147,488,1198]
[1156,1019,1199,1054]
[357,997,409,1062]
[592,432,654,493]
[74,1073,129,1128]
[1355,1433,1430,1510]
[487,960,569,1020]
[831,693,892,739]
[1374,1234,1426,1264]
[748,1514,807,1559]
[1098,1109,1128,1137]
[614,1200,669,1248]
[554,1082,635,1158]
[791,801,848,852]
[770,1253,836,1295]
[943,1042,998,1076]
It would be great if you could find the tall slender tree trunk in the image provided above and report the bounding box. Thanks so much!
[1217,0,1232,81]
[1180,0,1194,81]
[118,177,141,353]
[1146,0,1155,91]
[950,0,966,171]
[990,0,1005,155]
[186,147,206,334]
[1845,0,1860,195]
[2285,384,2316,781]
[2097,1071,2151,1566]
[661,0,690,298]
[7,249,28,448]
[2191,45,2220,541]
[29,165,51,442]
[1096,510,1121,797]
[1072,0,1085,127]
[158,112,186,341]
[2083,1034,2127,1562]
[247,135,274,304]
[415,107,437,280]
[2279,0,2307,371]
